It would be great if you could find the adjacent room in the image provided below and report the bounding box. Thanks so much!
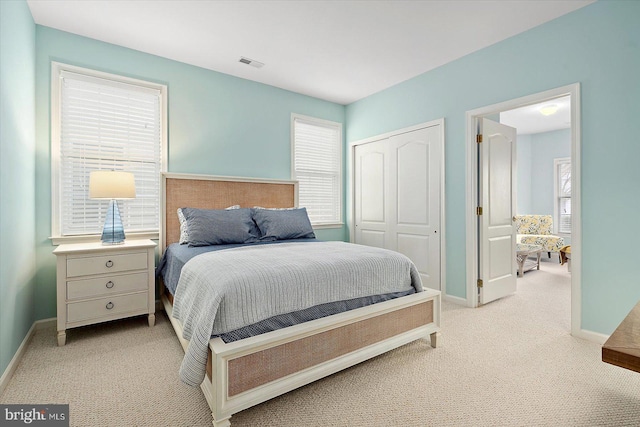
[2,1,639,426]
[501,96,573,329]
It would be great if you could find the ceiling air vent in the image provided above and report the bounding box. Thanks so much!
[239,57,264,69]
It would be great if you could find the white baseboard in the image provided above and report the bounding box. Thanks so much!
[0,318,56,395]
[443,294,467,306]
[573,328,609,345]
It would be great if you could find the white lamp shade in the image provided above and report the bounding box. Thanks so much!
[89,171,136,199]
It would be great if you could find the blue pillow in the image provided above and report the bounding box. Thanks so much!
[177,205,239,244]
[252,207,315,241]
[182,207,259,246]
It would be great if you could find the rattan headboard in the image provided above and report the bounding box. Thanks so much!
[161,173,298,252]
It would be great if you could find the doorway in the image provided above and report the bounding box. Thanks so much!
[464,83,582,337]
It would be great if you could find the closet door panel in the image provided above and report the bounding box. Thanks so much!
[354,139,390,249]
[354,122,442,290]
[360,230,386,249]
[396,141,429,226]
[397,233,430,274]
[360,151,386,223]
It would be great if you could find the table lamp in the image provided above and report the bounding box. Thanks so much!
[89,171,136,245]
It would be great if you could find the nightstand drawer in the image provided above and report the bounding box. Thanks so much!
[67,292,148,323]
[67,252,148,277]
[67,272,148,300]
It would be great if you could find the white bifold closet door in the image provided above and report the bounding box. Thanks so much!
[354,125,441,290]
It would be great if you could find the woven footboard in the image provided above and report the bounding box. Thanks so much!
[164,284,440,427]
[200,290,440,427]
[227,300,433,396]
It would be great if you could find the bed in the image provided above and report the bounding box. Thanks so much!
[159,172,441,426]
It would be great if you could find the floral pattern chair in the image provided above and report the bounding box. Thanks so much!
[515,215,565,260]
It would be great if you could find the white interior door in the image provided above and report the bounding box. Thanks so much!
[478,118,517,304]
[354,139,390,250]
[354,124,441,290]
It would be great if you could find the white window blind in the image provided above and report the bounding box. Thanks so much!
[292,116,342,226]
[56,69,162,237]
[555,158,571,234]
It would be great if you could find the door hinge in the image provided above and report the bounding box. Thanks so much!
[476,134,483,143]
[476,206,483,215]
[477,279,483,288]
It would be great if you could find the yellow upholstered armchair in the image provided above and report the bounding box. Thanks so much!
[515,215,565,260]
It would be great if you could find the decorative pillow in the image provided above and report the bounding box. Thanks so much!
[177,208,189,244]
[178,205,239,244]
[252,207,315,241]
[179,206,255,246]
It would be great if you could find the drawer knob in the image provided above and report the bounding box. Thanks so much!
[106,302,114,310]
[105,281,114,289]
[105,260,114,268]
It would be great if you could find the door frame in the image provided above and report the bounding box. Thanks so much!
[465,83,581,337]
[348,118,446,294]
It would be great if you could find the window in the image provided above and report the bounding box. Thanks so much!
[51,63,166,242]
[554,157,571,234]
[292,114,342,227]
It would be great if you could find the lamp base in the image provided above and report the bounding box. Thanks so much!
[101,199,126,245]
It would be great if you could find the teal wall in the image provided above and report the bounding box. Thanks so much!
[516,134,533,215]
[0,0,37,376]
[34,27,346,320]
[517,129,571,216]
[529,129,571,216]
[346,1,640,334]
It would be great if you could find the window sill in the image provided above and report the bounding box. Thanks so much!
[312,223,344,230]
[50,231,159,246]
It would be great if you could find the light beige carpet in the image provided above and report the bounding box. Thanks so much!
[2,259,640,426]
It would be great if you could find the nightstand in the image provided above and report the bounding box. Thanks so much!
[53,239,157,346]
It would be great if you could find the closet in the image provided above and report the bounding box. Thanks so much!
[353,121,443,290]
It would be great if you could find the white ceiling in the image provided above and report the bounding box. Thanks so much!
[501,96,571,135]
[27,0,594,106]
